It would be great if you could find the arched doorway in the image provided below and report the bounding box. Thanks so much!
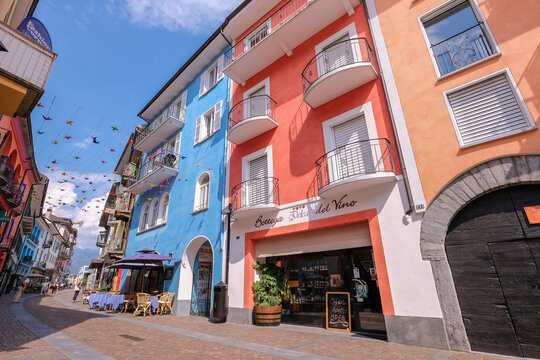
[420,155,540,357]
[178,236,214,317]
[446,185,540,358]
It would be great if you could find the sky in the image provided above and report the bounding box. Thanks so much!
[30,0,242,272]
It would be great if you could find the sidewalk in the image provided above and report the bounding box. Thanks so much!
[2,291,533,360]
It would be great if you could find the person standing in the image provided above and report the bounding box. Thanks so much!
[41,281,48,294]
[12,277,24,303]
[72,282,81,303]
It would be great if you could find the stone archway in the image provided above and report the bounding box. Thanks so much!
[419,154,540,351]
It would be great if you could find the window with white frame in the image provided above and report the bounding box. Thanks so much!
[194,101,222,144]
[194,173,210,212]
[444,69,536,148]
[139,203,149,231]
[149,198,159,227]
[199,55,224,97]
[420,0,499,77]
[159,193,169,224]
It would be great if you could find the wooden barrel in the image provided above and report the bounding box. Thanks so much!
[254,305,282,326]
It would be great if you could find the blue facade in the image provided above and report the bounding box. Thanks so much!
[16,225,42,275]
[123,48,229,314]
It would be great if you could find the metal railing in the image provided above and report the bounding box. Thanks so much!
[315,139,394,191]
[4,180,25,208]
[302,38,373,94]
[42,239,53,248]
[231,177,280,212]
[0,155,14,186]
[127,149,178,187]
[225,0,310,65]
[96,231,107,248]
[228,95,277,129]
[135,103,185,148]
[27,234,39,245]
[431,23,493,76]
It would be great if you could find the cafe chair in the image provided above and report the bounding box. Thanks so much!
[158,292,175,315]
[122,293,136,313]
[134,293,152,317]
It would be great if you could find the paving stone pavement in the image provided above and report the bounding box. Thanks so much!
[1,290,535,360]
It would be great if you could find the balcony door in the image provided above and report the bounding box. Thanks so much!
[245,86,267,120]
[321,34,354,76]
[248,155,269,207]
[331,116,374,183]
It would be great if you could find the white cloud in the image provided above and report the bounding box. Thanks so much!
[121,0,243,32]
[74,138,92,149]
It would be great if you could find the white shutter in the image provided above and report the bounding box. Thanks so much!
[332,116,374,179]
[248,155,269,206]
[194,116,201,145]
[181,90,188,110]
[199,72,207,96]
[213,101,222,133]
[447,73,531,146]
[217,54,224,80]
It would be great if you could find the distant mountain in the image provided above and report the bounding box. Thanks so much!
[69,247,100,274]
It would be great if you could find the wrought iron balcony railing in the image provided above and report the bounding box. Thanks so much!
[231,177,280,213]
[130,149,178,184]
[228,95,277,129]
[0,155,14,186]
[225,0,309,65]
[431,23,493,76]
[135,103,185,148]
[315,138,395,191]
[4,180,25,208]
[302,38,373,94]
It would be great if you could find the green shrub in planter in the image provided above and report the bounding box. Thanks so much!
[252,262,285,306]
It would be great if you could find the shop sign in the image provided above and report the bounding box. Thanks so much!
[326,292,351,332]
[524,205,540,224]
[254,194,358,229]
[0,210,11,223]
[16,17,53,50]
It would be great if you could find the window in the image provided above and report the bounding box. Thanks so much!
[150,199,159,227]
[420,0,499,77]
[245,20,270,51]
[194,173,210,212]
[194,101,222,144]
[199,55,224,96]
[159,193,169,224]
[444,69,536,147]
[139,203,149,231]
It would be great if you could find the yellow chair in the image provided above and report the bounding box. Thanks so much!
[122,293,136,313]
[134,293,152,317]
[158,292,175,315]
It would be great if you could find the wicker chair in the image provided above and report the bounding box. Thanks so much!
[122,293,136,313]
[134,293,152,317]
[158,292,175,315]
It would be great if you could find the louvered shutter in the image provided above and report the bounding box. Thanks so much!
[447,73,531,146]
[194,116,201,145]
[217,54,224,80]
[199,72,207,96]
[180,90,188,120]
[213,101,222,133]
[248,155,269,206]
[323,34,353,74]
[332,116,374,181]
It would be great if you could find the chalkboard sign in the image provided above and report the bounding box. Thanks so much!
[326,292,351,332]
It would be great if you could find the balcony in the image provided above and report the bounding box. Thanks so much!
[0,21,56,116]
[0,156,14,186]
[127,149,178,194]
[27,234,39,246]
[42,239,53,249]
[228,95,278,144]
[315,139,397,198]
[96,231,107,248]
[302,38,377,108]
[3,180,24,208]
[224,0,361,85]
[231,177,280,219]
[134,103,185,153]
[20,215,34,235]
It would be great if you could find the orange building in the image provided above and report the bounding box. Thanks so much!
[370,0,540,357]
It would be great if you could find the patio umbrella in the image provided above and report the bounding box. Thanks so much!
[113,249,180,292]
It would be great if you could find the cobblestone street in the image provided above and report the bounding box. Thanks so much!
[0,291,534,360]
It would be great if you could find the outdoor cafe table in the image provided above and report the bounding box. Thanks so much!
[88,293,158,313]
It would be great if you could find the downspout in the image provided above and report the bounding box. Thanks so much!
[362,0,415,217]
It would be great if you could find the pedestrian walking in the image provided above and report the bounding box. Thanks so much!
[12,277,24,303]
[41,281,48,294]
[72,282,81,302]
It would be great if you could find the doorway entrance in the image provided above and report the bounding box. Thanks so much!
[446,185,540,358]
[190,241,213,317]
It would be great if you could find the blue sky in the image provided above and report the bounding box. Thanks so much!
[29,0,241,270]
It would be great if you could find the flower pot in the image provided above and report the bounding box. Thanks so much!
[254,305,282,326]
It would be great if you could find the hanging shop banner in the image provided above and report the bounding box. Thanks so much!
[326,292,351,332]
[16,17,53,50]
[0,210,10,222]
[524,205,540,224]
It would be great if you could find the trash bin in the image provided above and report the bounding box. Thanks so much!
[211,281,228,323]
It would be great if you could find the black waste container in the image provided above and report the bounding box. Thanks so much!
[211,281,228,323]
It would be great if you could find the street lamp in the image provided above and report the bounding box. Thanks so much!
[221,204,231,284]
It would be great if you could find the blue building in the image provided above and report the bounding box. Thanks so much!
[16,224,42,276]
[122,31,230,316]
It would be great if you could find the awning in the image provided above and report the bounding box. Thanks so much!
[26,274,47,278]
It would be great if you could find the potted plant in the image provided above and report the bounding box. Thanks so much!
[252,261,285,326]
